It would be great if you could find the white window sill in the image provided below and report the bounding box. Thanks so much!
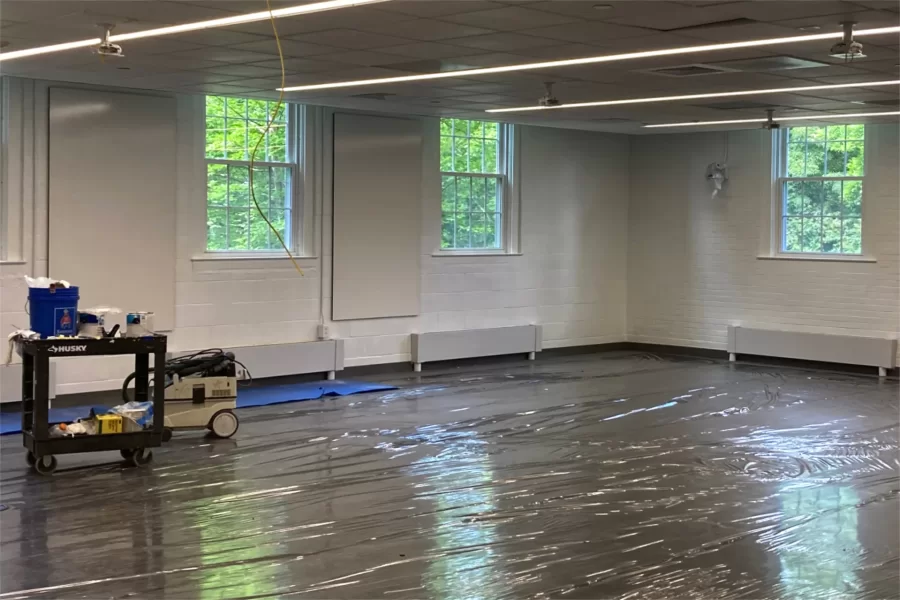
[757,254,876,263]
[0,260,27,265]
[192,253,317,262]
[432,251,523,257]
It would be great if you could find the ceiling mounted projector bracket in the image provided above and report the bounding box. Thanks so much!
[539,82,560,107]
[94,24,125,58]
[762,108,780,130]
[830,21,866,60]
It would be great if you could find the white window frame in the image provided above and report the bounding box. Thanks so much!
[203,98,305,256]
[768,125,873,261]
[435,120,520,256]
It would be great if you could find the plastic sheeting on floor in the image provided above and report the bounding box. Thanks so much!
[0,352,897,599]
[0,379,397,435]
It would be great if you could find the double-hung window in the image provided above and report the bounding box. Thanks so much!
[776,124,865,255]
[440,118,513,252]
[204,95,301,252]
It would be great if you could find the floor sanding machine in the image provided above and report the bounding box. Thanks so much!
[122,349,248,440]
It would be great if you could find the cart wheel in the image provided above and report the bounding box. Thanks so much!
[33,455,57,476]
[129,448,153,467]
[209,410,239,439]
[120,448,135,460]
[162,427,173,443]
[26,452,36,467]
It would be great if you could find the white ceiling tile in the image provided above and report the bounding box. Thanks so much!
[852,1,900,10]
[285,29,413,49]
[774,9,899,30]
[515,43,605,59]
[524,1,656,21]
[326,50,419,67]
[202,63,286,77]
[352,18,496,40]
[603,4,744,31]
[176,83,268,96]
[444,32,562,51]
[245,57,352,73]
[229,38,342,57]
[173,29,272,46]
[441,6,577,31]
[669,21,801,41]
[723,1,864,22]
[126,53,230,70]
[375,1,506,18]
[164,46,277,63]
[523,21,657,43]
[812,71,900,83]
[1,0,894,133]
[373,41,488,59]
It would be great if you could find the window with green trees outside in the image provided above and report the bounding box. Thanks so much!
[204,95,298,252]
[779,124,864,254]
[440,118,507,251]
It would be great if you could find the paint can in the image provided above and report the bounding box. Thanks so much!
[126,312,155,337]
[77,310,105,338]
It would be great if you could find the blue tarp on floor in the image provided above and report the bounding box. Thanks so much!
[0,379,397,435]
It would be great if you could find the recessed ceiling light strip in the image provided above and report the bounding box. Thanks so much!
[278,26,900,92]
[0,0,390,61]
[486,80,900,113]
[644,110,900,128]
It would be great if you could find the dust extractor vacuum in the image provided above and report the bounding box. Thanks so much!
[122,349,247,440]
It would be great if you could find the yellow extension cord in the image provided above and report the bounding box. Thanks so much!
[247,0,303,276]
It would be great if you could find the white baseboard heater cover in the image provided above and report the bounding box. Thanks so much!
[1,363,58,404]
[174,340,344,380]
[727,326,897,369]
[411,325,542,366]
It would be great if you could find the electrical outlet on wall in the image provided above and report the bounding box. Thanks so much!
[317,324,330,340]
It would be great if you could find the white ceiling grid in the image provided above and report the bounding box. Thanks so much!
[0,0,896,132]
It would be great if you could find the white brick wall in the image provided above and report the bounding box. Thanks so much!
[327,120,631,367]
[627,126,900,365]
[1,80,630,394]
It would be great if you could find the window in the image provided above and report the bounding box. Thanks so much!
[777,124,864,255]
[204,95,300,252]
[440,118,512,251]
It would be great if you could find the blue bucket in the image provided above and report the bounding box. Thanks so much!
[28,286,79,338]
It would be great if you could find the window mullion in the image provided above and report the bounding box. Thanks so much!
[225,164,231,249]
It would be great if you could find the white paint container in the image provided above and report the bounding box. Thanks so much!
[77,311,105,338]
[125,312,155,337]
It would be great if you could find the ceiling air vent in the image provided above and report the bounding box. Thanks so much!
[351,92,396,101]
[711,55,830,71]
[641,63,739,77]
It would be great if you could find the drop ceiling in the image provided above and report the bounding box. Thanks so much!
[1,0,897,133]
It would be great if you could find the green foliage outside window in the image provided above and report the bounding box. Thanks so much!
[440,119,503,250]
[205,96,294,251]
[783,125,863,254]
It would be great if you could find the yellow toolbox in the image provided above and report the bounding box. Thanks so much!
[95,414,123,434]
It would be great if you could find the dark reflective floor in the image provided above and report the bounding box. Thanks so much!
[1,352,898,599]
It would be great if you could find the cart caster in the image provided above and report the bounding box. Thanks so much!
[32,455,57,476]
[162,427,173,443]
[120,448,135,460]
[127,448,153,467]
[26,452,36,467]
[208,410,239,439]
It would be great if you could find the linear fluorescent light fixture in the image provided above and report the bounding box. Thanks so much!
[277,26,900,92]
[644,110,900,128]
[0,0,389,61]
[486,80,900,113]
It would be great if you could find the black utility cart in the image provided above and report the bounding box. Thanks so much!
[19,336,167,475]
